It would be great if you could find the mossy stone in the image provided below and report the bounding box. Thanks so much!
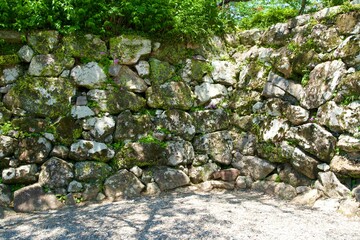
[149,58,175,85]
[62,34,107,60]
[54,116,82,146]
[0,54,21,66]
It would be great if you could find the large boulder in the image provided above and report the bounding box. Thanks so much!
[232,132,257,156]
[3,76,75,118]
[104,169,145,199]
[211,60,237,86]
[27,31,59,54]
[193,131,233,165]
[13,183,63,212]
[157,109,195,141]
[191,109,229,134]
[70,62,107,89]
[163,140,194,166]
[38,157,74,189]
[315,171,351,198]
[28,54,74,77]
[74,161,112,182]
[232,153,276,180]
[146,81,193,110]
[194,83,228,105]
[113,65,147,93]
[87,89,146,114]
[149,58,176,85]
[285,123,337,163]
[189,162,220,184]
[278,163,313,187]
[62,34,107,60]
[69,140,115,162]
[310,25,342,53]
[330,155,360,178]
[110,35,151,65]
[151,167,190,191]
[301,60,347,109]
[16,137,52,164]
[317,101,360,135]
[114,110,153,141]
[2,164,38,184]
[113,142,165,169]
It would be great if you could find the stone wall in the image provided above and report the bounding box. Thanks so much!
[0,6,359,213]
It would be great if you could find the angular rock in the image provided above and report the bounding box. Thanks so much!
[0,135,17,160]
[274,182,297,200]
[146,82,193,110]
[114,65,147,93]
[2,164,38,184]
[62,34,107,60]
[315,171,351,198]
[211,60,237,86]
[278,163,313,187]
[13,183,63,212]
[16,137,52,164]
[301,60,347,109]
[338,134,360,152]
[232,132,257,156]
[71,106,95,119]
[84,116,116,142]
[285,105,309,125]
[113,142,165,169]
[87,89,146,114]
[3,76,75,118]
[310,25,342,52]
[27,31,59,54]
[110,36,151,65]
[69,140,115,162]
[285,123,337,163]
[1,65,23,85]
[251,180,277,195]
[238,29,263,46]
[158,109,195,141]
[263,72,305,102]
[0,184,12,206]
[28,54,74,77]
[149,58,176,85]
[70,62,106,89]
[104,169,145,199]
[38,157,74,189]
[338,199,360,217]
[163,140,194,166]
[333,35,360,68]
[317,101,360,135]
[74,161,112,182]
[235,176,253,189]
[114,110,153,141]
[193,131,233,165]
[212,168,240,182]
[130,166,143,178]
[231,114,253,131]
[313,198,340,212]
[194,83,228,105]
[189,162,220,184]
[50,145,69,159]
[292,189,322,206]
[142,182,161,196]
[135,60,150,78]
[262,118,289,142]
[17,45,34,62]
[191,109,229,134]
[152,167,190,191]
[330,155,360,178]
[232,154,276,180]
[67,180,83,193]
[336,11,360,35]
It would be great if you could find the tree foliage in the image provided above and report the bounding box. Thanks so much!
[0,0,233,41]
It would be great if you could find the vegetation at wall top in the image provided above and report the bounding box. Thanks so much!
[0,0,353,41]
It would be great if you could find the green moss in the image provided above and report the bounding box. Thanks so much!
[0,54,21,66]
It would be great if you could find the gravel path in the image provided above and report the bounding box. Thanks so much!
[1,190,359,240]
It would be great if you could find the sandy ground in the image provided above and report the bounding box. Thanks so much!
[0,189,359,240]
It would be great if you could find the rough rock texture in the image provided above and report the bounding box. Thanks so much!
[74,161,112,182]
[315,171,351,198]
[62,34,107,60]
[189,162,220,184]
[232,154,276,180]
[191,109,229,134]
[163,140,194,166]
[113,65,147,93]
[194,83,228,105]
[110,36,151,65]
[69,140,115,162]
[330,155,360,178]
[13,183,63,212]
[151,167,190,191]
[70,62,106,89]
[0,135,17,160]
[211,60,237,86]
[104,169,145,199]
[16,137,52,164]
[0,184,12,206]
[27,31,59,54]
[28,54,74,77]
[194,131,233,165]
[158,109,195,141]
[38,157,73,189]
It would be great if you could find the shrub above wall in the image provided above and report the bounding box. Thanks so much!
[0,6,359,214]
